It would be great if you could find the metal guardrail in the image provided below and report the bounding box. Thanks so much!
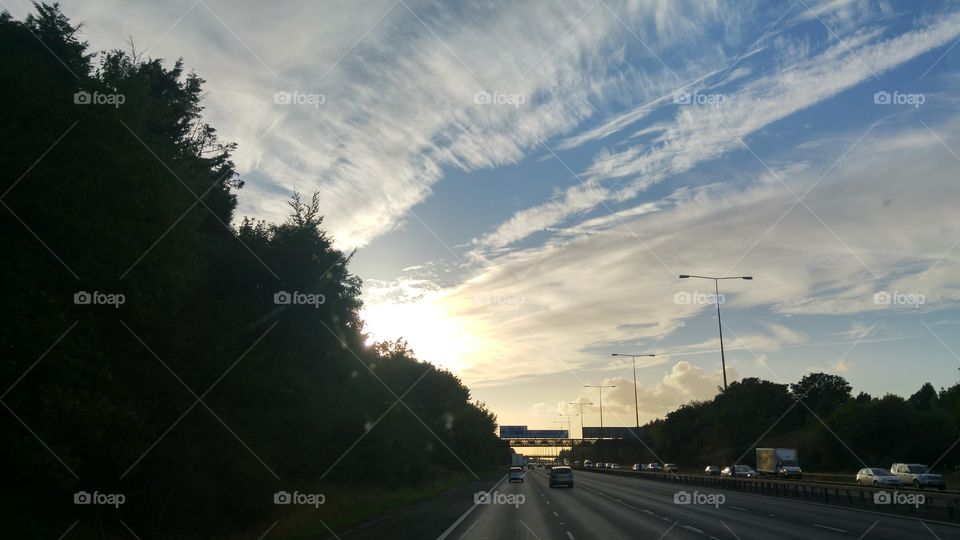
[575,467,960,520]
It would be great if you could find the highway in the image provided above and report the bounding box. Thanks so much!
[441,468,960,539]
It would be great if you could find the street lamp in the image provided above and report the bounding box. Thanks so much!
[569,401,592,439]
[611,353,655,428]
[584,385,616,440]
[678,274,752,391]
[558,414,576,437]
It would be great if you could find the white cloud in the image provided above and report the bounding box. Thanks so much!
[479,9,960,250]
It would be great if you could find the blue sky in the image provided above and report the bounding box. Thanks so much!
[28,0,960,430]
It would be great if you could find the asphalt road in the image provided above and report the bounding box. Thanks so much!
[441,468,960,539]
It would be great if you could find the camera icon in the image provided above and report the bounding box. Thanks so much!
[473,91,491,105]
[73,91,91,105]
[873,491,891,505]
[673,291,691,305]
[274,490,291,504]
[74,291,92,305]
[873,91,891,105]
[873,291,891,305]
[273,91,292,105]
[274,291,292,305]
[474,490,491,504]
[74,491,91,504]
[673,490,692,504]
[673,91,691,104]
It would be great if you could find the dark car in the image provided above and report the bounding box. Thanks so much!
[550,466,574,488]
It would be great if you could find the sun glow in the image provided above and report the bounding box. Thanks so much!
[361,292,480,374]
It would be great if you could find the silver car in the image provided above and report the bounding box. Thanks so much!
[721,465,756,477]
[890,463,945,490]
[856,468,902,487]
[550,466,574,488]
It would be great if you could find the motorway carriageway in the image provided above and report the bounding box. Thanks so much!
[439,467,960,539]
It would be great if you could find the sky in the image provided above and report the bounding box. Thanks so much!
[21,0,960,434]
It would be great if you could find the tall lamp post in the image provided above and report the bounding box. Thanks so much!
[611,353,655,428]
[569,401,592,439]
[584,385,616,439]
[678,274,752,391]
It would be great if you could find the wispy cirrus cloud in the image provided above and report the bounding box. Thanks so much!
[478,7,960,250]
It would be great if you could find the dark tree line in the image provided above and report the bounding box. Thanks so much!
[567,373,960,474]
[0,5,507,537]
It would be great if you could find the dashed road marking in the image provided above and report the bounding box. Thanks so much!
[684,525,704,534]
[566,532,575,540]
[729,506,747,511]
[553,511,559,517]
[813,524,847,533]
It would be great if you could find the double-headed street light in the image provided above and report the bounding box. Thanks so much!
[569,401,592,439]
[611,353,655,428]
[584,384,616,440]
[678,274,753,391]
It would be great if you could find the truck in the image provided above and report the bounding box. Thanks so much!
[511,453,527,467]
[756,448,802,479]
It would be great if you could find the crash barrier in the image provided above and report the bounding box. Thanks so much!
[575,467,960,520]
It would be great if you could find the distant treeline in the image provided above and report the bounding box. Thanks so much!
[566,373,960,473]
[0,4,506,537]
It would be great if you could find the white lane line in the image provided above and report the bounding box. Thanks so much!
[566,532,575,540]
[437,474,507,540]
[456,520,479,539]
[553,511,559,517]
[813,524,848,533]
[683,525,704,533]
[729,506,747,511]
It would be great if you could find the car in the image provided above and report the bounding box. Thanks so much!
[508,466,525,483]
[544,464,553,472]
[632,463,642,471]
[574,460,582,467]
[663,463,679,473]
[704,465,721,476]
[583,460,593,468]
[891,463,946,490]
[721,465,756,477]
[609,463,620,469]
[550,466,574,488]
[856,468,903,487]
[646,463,663,472]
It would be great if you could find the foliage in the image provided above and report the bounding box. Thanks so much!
[0,5,506,537]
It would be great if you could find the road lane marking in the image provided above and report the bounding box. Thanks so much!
[813,524,848,533]
[457,520,479,539]
[684,525,704,533]
[553,511,559,517]
[566,532,575,540]
[437,474,506,540]
[729,506,747,511]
